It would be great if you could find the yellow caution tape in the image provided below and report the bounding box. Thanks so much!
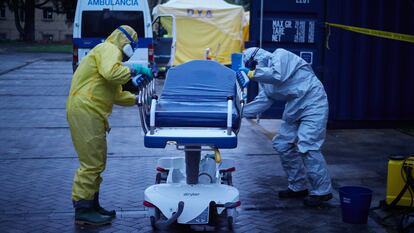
[325,22,414,43]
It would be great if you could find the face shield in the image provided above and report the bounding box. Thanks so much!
[243,47,273,70]
[244,48,260,71]
[117,26,138,58]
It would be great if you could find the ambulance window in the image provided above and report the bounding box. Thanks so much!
[82,11,145,38]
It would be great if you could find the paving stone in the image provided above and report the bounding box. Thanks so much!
[1,53,414,233]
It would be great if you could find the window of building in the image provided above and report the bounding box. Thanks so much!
[0,5,6,19]
[43,7,53,20]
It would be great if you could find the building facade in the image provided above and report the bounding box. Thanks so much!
[0,3,72,42]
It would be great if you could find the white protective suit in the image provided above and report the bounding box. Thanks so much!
[243,47,332,196]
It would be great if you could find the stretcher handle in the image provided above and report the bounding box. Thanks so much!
[227,96,233,135]
[149,95,158,135]
[236,71,250,89]
[154,201,184,229]
[133,74,154,88]
[131,74,144,87]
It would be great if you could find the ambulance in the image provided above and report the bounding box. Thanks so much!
[72,0,175,73]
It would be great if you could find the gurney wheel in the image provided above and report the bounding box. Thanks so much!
[227,173,233,186]
[221,172,233,186]
[155,171,168,184]
[227,216,234,230]
[155,173,162,184]
[150,216,156,229]
[150,207,167,229]
[153,208,162,228]
[209,202,218,225]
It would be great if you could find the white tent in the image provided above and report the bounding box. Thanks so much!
[153,0,244,65]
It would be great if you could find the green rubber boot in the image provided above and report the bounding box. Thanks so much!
[94,193,116,218]
[96,206,116,218]
[75,208,113,226]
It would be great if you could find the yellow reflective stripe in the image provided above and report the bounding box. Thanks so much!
[325,22,414,43]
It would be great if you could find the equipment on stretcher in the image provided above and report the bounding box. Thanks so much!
[133,60,249,230]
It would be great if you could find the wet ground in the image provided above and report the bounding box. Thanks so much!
[1,52,414,232]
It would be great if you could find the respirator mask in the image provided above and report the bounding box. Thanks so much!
[117,26,137,58]
[122,44,134,58]
[244,48,260,71]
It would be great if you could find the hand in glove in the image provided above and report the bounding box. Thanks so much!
[132,64,154,79]
[238,67,255,79]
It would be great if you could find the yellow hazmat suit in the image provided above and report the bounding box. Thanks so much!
[67,26,137,207]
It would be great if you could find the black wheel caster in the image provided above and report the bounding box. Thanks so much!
[227,216,234,230]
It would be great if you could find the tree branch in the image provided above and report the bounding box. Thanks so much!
[11,0,24,38]
[35,0,49,8]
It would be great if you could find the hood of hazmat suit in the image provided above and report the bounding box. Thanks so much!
[67,26,137,203]
[107,25,138,51]
[242,47,272,68]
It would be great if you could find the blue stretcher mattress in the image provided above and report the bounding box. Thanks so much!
[154,60,241,129]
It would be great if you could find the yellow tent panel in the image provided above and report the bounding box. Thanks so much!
[242,11,250,49]
[153,0,244,65]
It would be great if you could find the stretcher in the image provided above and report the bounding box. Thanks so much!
[134,60,249,230]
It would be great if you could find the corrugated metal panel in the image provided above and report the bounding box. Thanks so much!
[246,0,326,118]
[325,0,414,125]
[246,0,414,126]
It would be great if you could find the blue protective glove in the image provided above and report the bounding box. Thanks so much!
[141,67,154,79]
[238,67,255,79]
[238,67,250,75]
[132,64,154,79]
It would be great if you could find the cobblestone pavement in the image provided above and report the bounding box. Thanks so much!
[1,53,414,232]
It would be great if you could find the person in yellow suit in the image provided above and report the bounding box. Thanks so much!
[67,25,153,225]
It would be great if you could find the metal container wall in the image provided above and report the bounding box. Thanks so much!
[248,0,326,74]
[246,0,414,127]
[324,0,414,126]
[246,0,326,118]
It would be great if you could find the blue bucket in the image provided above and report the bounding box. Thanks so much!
[339,186,373,224]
